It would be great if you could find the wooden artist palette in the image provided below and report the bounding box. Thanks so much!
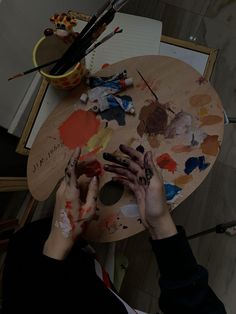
[27,55,224,242]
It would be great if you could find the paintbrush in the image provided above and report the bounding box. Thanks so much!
[49,1,114,75]
[7,28,122,82]
[58,26,123,73]
[8,58,61,81]
[51,0,129,75]
[136,70,158,101]
[78,0,112,39]
[84,27,123,56]
[137,69,175,114]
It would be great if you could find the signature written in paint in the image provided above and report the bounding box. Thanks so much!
[32,143,63,174]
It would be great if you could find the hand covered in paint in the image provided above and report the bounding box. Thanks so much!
[104,145,177,240]
[43,148,99,260]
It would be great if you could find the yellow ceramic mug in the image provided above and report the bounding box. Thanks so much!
[33,35,86,90]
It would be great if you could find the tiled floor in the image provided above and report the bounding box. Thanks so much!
[115,1,236,313]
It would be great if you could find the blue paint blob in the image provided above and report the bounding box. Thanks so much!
[184,156,210,175]
[198,156,210,171]
[164,183,182,201]
[184,157,199,175]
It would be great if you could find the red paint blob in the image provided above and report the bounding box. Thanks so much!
[101,63,110,69]
[65,201,72,209]
[83,160,104,177]
[156,153,177,173]
[59,110,100,149]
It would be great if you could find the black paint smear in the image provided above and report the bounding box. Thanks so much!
[99,180,124,206]
[123,226,128,229]
[99,107,126,126]
[136,145,145,154]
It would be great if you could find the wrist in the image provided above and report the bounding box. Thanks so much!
[43,231,74,260]
[147,212,177,240]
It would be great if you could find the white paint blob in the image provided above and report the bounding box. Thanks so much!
[55,208,72,238]
[120,203,140,218]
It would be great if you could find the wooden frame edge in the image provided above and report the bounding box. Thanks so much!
[16,79,49,156]
[160,35,218,80]
[0,177,28,192]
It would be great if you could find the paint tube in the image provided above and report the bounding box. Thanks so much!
[87,70,127,87]
[94,94,135,114]
[88,78,133,102]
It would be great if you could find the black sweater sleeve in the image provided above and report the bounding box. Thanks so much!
[151,226,226,314]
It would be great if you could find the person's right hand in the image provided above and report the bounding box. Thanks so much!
[104,145,177,239]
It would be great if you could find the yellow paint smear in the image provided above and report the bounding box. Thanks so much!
[87,127,113,151]
[198,107,209,116]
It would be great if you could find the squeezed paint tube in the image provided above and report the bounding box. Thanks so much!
[95,94,135,114]
[88,78,133,102]
[87,70,127,88]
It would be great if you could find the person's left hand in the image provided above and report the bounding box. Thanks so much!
[43,147,99,260]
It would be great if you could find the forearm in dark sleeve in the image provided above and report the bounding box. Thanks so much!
[151,226,226,314]
[2,219,66,313]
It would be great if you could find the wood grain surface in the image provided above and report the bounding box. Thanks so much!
[27,55,224,242]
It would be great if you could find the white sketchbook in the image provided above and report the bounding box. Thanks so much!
[77,13,162,73]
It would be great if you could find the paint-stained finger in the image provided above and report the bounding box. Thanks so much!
[84,176,99,210]
[103,152,142,175]
[112,176,136,193]
[144,151,155,185]
[66,147,81,186]
[145,151,163,181]
[104,164,137,182]
[119,144,144,168]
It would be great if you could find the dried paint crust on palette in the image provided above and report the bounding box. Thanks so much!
[27,55,224,242]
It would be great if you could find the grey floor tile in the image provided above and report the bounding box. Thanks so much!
[172,161,236,312]
[196,16,236,115]
[162,0,211,15]
[206,0,236,21]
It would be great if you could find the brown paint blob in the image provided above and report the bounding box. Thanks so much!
[147,135,159,148]
[171,145,195,153]
[190,94,212,107]
[174,175,193,186]
[137,101,168,137]
[200,115,223,126]
[59,110,100,149]
[201,135,219,156]
[99,180,124,206]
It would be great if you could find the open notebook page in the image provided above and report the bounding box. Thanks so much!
[76,12,162,74]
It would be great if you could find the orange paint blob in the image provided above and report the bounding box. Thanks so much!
[174,175,193,186]
[156,153,177,173]
[190,94,211,107]
[171,145,195,153]
[101,63,110,69]
[201,135,219,156]
[200,115,223,126]
[59,110,100,149]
